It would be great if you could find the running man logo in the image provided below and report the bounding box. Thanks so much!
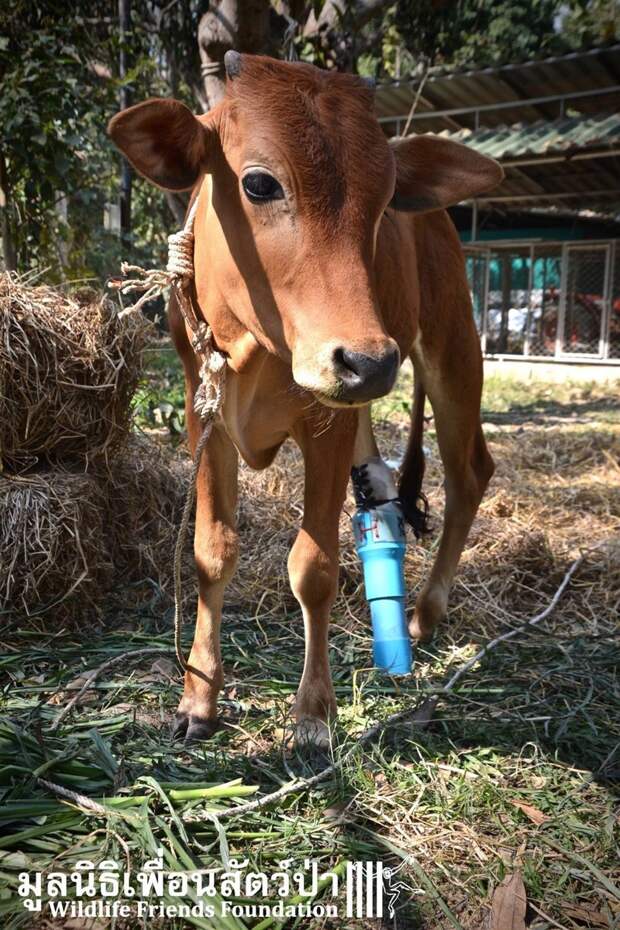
[345,858,415,918]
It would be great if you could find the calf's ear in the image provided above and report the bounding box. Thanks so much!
[389,134,503,212]
[108,98,214,191]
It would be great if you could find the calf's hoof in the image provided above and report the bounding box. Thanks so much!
[172,712,219,743]
[409,589,446,643]
[294,717,332,753]
[408,614,437,644]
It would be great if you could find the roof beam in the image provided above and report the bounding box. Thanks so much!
[377,84,620,125]
[475,188,620,203]
[502,148,620,168]
[382,44,620,93]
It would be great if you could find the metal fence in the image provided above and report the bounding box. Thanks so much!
[464,239,620,362]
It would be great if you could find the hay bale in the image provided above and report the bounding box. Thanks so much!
[0,471,112,623]
[0,437,188,623]
[0,273,148,472]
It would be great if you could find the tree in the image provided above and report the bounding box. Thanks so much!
[0,146,16,272]
[198,0,272,109]
[0,2,117,275]
[0,0,179,277]
[392,0,618,74]
[118,0,133,248]
[195,1,395,106]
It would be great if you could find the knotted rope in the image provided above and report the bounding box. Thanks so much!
[109,197,227,671]
[112,198,200,319]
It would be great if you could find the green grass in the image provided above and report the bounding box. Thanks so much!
[133,343,185,438]
[1,352,619,929]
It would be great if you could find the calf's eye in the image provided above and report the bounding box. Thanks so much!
[242,171,284,204]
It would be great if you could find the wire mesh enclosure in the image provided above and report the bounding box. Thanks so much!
[464,239,619,362]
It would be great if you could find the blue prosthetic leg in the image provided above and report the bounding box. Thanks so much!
[351,460,413,676]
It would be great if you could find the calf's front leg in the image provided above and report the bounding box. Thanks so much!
[173,414,238,742]
[288,411,357,744]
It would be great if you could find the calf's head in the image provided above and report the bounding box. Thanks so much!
[109,53,502,406]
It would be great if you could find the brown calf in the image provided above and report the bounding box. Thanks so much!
[109,53,502,742]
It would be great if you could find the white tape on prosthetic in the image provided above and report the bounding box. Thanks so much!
[351,408,400,508]
[351,456,401,510]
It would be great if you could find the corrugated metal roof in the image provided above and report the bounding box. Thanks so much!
[376,44,620,216]
[442,112,620,160]
[375,44,620,131]
[379,42,620,90]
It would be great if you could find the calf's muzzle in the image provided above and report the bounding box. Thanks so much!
[332,344,400,404]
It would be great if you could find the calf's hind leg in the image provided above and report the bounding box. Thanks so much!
[407,351,494,642]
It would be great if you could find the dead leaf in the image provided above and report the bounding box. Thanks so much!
[133,709,163,727]
[100,703,133,716]
[489,872,527,930]
[372,771,389,790]
[322,801,349,824]
[510,799,549,825]
[150,657,177,679]
[135,657,177,683]
[561,903,610,927]
[47,671,99,707]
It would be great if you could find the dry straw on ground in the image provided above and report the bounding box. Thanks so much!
[223,397,620,649]
[0,273,148,472]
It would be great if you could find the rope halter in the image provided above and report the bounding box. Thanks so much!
[109,197,226,421]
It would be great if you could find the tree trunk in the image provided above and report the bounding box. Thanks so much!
[196,0,391,109]
[118,0,132,249]
[0,147,16,272]
[302,0,393,70]
[197,0,271,110]
[304,0,392,34]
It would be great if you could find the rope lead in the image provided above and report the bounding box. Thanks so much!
[110,195,227,672]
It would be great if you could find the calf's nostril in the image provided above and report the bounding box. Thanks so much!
[333,346,361,380]
[331,345,400,401]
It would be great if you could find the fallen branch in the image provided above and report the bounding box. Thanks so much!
[213,552,585,821]
[49,647,171,731]
[443,552,584,692]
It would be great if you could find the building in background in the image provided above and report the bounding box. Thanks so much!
[376,44,620,371]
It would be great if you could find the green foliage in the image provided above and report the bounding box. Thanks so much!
[560,0,620,46]
[372,0,619,79]
[0,2,117,277]
[0,0,197,281]
[133,347,186,438]
[394,0,562,68]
